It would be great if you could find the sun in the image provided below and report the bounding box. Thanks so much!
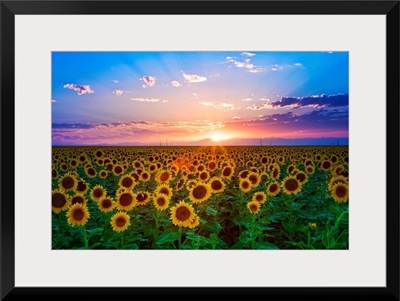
[211,134,221,142]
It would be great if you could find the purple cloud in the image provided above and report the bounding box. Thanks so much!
[268,94,348,109]
[63,83,94,95]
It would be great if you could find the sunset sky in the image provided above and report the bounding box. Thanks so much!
[52,51,348,146]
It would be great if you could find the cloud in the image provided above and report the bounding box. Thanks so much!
[232,116,241,120]
[247,103,273,110]
[112,80,119,83]
[242,52,255,57]
[113,89,124,96]
[142,76,156,88]
[171,80,182,87]
[269,94,348,109]
[201,102,234,108]
[225,57,261,73]
[130,97,166,103]
[241,98,253,102]
[182,73,207,83]
[63,83,94,95]
[51,99,57,103]
[270,63,303,71]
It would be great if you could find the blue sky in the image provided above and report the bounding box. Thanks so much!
[52,51,348,145]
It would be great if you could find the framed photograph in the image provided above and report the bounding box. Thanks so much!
[1,0,399,300]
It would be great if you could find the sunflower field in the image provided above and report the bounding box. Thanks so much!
[52,145,349,250]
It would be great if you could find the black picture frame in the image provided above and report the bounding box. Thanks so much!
[1,1,399,300]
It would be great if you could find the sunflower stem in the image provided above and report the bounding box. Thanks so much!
[121,231,125,249]
[178,226,183,249]
[82,225,89,249]
[251,214,257,249]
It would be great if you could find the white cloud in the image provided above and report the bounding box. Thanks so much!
[112,80,119,83]
[247,103,274,110]
[226,57,261,73]
[130,98,165,103]
[113,89,124,96]
[63,83,94,95]
[171,80,181,87]
[142,76,156,88]
[294,63,303,67]
[51,99,57,103]
[241,98,253,102]
[232,116,241,120]
[242,52,255,57]
[182,73,207,83]
[201,102,234,108]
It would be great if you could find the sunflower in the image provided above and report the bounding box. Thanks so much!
[295,171,308,185]
[328,175,348,191]
[247,200,261,214]
[60,163,68,172]
[198,170,210,182]
[155,170,172,184]
[70,193,88,206]
[110,211,131,232]
[85,166,97,178]
[305,165,315,174]
[153,193,170,211]
[93,149,104,159]
[69,158,78,169]
[175,177,186,192]
[90,185,107,202]
[238,170,250,180]
[260,172,270,184]
[309,223,317,230]
[135,191,151,206]
[281,176,302,195]
[252,191,267,204]
[170,201,196,227]
[331,183,349,203]
[116,189,137,211]
[149,164,158,173]
[58,172,78,191]
[221,166,234,180]
[239,179,252,193]
[99,170,108,179]
[189,182,212,204]
[78,153,88,164]
[154,183,173,199]
[112,164,124,176]
[207,161,217,172]
[132,159,143,170]
[187,215,200,229]
[286,164,296,174]
[271,166,280,180]
[185,179,198,191]
[140,171,151,182]
[248,172,261,188]
[74,179,89,195]
[97,196,115,212]
[332,164,346,176]
[52,168,58,179]
[321,160,333,171]
[66,203,90,226]
[266,182,280,196]
[118,175,136,190]
[52,189,70,214]
[208,177,225,193]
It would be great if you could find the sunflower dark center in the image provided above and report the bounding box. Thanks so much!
[242,181,250,189]
[269,184,278,193]
[336,186,347,197]
[102,199,112,208]
[142,173,149,179]
[177,179,185,189]
[79,156,86,162]
[223,168,232,177]
[122,177,133,188]
[88,168,96,176]
[256,194,264,201]
[116,217,126,227]
[159,187,169,195]
[52,170,57,178]
[240,171,249,179]
[73,209,84,221]
[288,166,294,173]
[193,185,207,199]
[209,162,216,169]
[322,161,331,169]
[250,205,258,212]
[157,197,166,206]
[71,160,77,166]
[211,180,222,190]
[136,193,148,203]
[273,169,278,178]
[76,183,86,194]
[52,193,66,208]
[71,196,84,205]
[249,175,258,184]
[176,207,190,221]
[120,193,133,206]
[200,172,208,180]
[96,151,102,157]
[285,179,298,191]
[160,172,170,182]
[296,173,306,182]
[62,177,74,189]
[93,188,103,198]
[114,166,122,174]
